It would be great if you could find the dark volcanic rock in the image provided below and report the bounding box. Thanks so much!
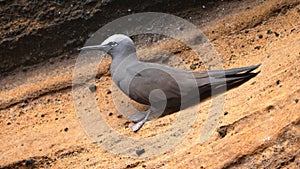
[0,0,206,75]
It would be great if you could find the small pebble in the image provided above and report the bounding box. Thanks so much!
[17,106,24,114]
[25,159,35,166]
[89,84,96,92]
[218,126,227,138]
[295,99,299,103]
[117,114,123,118]
[7,122,11,125]
[18,102,27,108]
[258,34,263,39]
[106,89,112,94]
[291,28,296,33]
[254,46,261,50]
[22,98,28,103]
[276,80,280,85]
[244,29,249,33]
[136,148,145,156]
[108,112,113,116]
[266,105,275,112]
[224,111,228,115]
[266,30,273,34]
[274,32,279,37]
[64,127,69,132]
[190,63,197,70]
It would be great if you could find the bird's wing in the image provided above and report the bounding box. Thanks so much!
[122,62,197,105]
[118,62,260,105]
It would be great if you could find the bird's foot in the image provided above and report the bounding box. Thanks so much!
[131,109,152,132]
[131,120,146,132]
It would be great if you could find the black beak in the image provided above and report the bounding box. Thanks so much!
[80,44,112,52]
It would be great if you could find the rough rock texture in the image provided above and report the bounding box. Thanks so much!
[0,0,215,74]
[1,0,300,168]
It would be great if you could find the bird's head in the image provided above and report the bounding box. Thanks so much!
[80,34,136,58]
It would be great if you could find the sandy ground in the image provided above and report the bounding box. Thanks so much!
[0,0,299,168]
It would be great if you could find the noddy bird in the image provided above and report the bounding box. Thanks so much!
[81,34,260,132]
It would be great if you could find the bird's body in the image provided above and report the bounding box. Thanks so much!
[81,34,260,131]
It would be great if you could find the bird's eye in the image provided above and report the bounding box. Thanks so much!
[108,42,118,47]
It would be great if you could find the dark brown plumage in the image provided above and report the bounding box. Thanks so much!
[81,34,260,132]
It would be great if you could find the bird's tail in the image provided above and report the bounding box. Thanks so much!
[165,64,261,115]
[208,64,261,86]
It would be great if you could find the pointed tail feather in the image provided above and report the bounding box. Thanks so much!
[208,64,261,86]
[208,64,261,77]
[210,71,260,86]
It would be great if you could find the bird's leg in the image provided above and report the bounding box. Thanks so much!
[131,109,152,132]
[128,111,146,123]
